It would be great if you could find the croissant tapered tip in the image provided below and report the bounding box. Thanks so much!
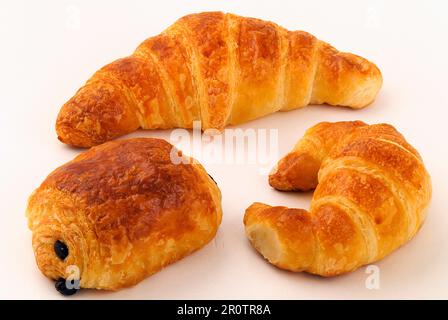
[56,122,99,148]
[268,152,320,191]
[312,43,383,109]
[337,54,383,109]
[351,61,383,108]
[244,203,315,272]
[56,78,140,148]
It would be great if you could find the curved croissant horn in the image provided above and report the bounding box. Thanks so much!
[245,122,431,276]
[56,12,382,147]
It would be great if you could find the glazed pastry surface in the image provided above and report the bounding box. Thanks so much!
[56,11,382,147]
[245,122,431,276]
[27,138,222,290]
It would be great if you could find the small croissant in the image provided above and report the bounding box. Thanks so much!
[244,121,431,276]
[27,138,222,293]
[56,12,382,147]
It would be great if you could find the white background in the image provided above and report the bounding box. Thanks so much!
[1,0,448,299]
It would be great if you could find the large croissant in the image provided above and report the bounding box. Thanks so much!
[56,12,382,147]
[244,121,431,276]
[27,138,222,293]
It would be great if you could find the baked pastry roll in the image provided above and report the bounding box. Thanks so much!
[27,138,222,293]
[56,11,382,147]
[244,121,431,276]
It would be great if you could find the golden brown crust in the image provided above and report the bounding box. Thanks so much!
[27,138,222,290]
[311,43,382,108]
[245,121,431,276]
[56,74,140,148]
[229,15,286,124]
[244,203,315,272]
[175,12,233,129]
[136,33,198,127]
[282,31,318,111]
[56,12,382,147]
[269,121,367,191]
